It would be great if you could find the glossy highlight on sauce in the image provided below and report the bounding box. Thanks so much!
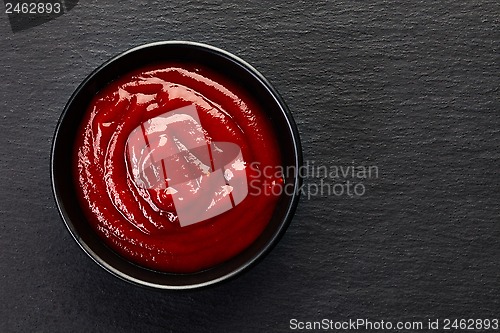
[73,63,283,273]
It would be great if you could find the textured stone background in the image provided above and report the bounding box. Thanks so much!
[0,1,498,332]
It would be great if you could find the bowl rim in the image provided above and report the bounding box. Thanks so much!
[51,40,303,290]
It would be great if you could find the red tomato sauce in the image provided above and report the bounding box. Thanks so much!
[73,63,283,273]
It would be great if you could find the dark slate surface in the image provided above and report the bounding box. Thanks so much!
[0,1,498,332]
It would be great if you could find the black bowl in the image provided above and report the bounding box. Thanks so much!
[51,41,302,289]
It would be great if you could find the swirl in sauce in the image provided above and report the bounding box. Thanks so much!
[74,63,283,273]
